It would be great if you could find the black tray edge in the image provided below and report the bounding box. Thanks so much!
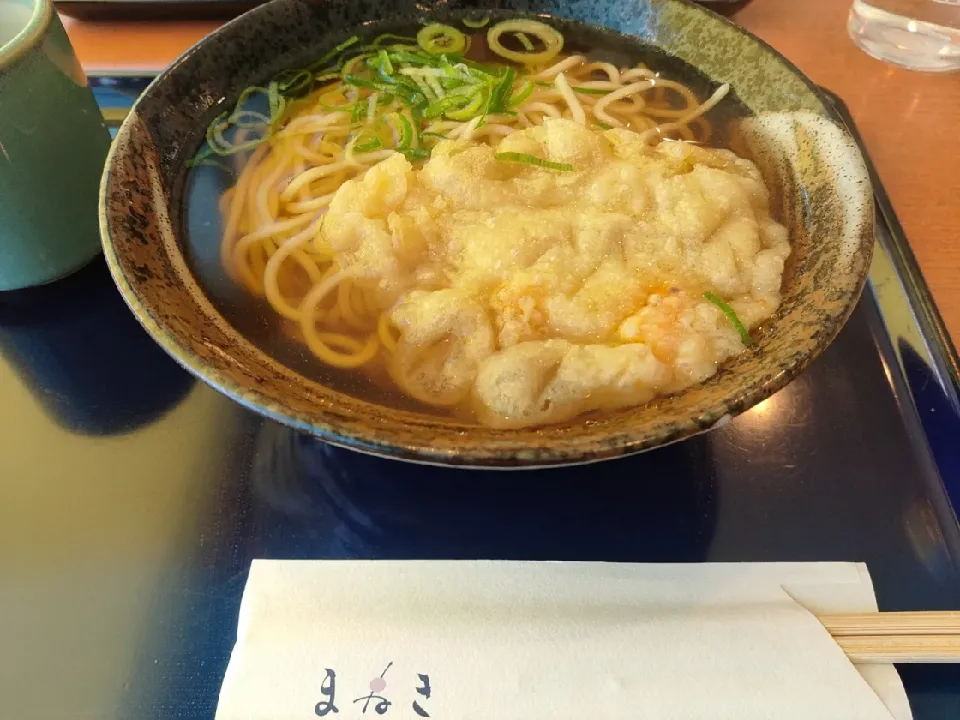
[819,86,960,529]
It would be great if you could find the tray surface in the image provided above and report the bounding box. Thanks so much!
[0,79,957,719]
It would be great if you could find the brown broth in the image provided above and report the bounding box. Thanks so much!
[181,13,751,418]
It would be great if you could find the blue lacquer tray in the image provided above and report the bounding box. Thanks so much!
[1,76,957,719]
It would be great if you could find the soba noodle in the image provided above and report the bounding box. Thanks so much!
[216,50,730,372]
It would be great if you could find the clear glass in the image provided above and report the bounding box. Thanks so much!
[848,0,960,71]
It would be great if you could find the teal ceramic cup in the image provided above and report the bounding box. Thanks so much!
[0,0,110,290]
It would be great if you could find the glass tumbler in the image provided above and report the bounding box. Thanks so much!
[848,0,960,71]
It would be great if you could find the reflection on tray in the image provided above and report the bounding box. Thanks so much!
[0,258,194,435]
[246,421,718,562]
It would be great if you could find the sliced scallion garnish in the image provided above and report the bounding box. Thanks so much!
[487,19,563,65]
[494,152,574,171]
[354,137,384,152]
[307,35,360,72]
[447,90,486,120]
[351,101,365,123]
[507,80,535,106]
[229,110,272,128]
[488,66,517,113]
[394,113,415,150]
[189,20,594,169]
[703,292,753,346]
[370,48,394,77]
[274,69,313,96]
[423,92,471,119]
[370,33,417,47]
[417,23,468,55]
[462,15,490,29]
[515,32,535,51]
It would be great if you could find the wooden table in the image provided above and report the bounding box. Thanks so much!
[61,0,960,341]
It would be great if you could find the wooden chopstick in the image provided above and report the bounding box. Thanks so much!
[820,611,960,637]
[817,611,960,663]
[833,635,960,663]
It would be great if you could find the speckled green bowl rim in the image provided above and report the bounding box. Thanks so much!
[99,0,871,467]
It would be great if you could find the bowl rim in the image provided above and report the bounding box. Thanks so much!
[99,0,873,467]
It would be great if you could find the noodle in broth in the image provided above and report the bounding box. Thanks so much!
[193,17,788,428]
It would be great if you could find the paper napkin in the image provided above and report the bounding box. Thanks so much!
[215,561,910,720]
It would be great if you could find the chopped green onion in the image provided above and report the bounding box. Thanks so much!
[228,110,272,128]
[383,112,414,152]
[343,74,380,90]
[488,67,516,113]
[308,35,360,71]
[343,75,386,93]
[371,33,417,47]
[362,43,419,56]
[351,101,365,123]
[507,80,535,106]
[267,80,284,129]
[417,23,467,55]
[487,19,563,65]
[316,97,353,111]
[186,149,233,172]
[235,85,268,106]
[494,152,574,171]
[342,54,369,76]
[595,121,613,130]
[703,292,753,346]
[185,144,214,168]
[309,46,370,77]
[462,15,490,29]
[424,74,445,99]
[446,91,486,120]
[191,21,583,170]
[312,72,341,85]
[423,93,471,119]
[457,56,501,73]
[461,64,496,82]
[204,112,266,158]
[516,32,535,51]
[384,73,417,93]
[407,74,437,102]
[370,48,394,77]
[228,87,274,126]
[355,137,384,152]
[399,67,450,77]
[387,49,437,66]
[275,69,313,96]
[394,113,415,150]
[351,73,424,107]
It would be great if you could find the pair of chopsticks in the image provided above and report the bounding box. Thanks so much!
[818,611,960,663]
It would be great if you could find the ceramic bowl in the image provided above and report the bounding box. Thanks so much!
[99,0,873,467]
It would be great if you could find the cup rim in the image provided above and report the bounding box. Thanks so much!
[0,0,52,67]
